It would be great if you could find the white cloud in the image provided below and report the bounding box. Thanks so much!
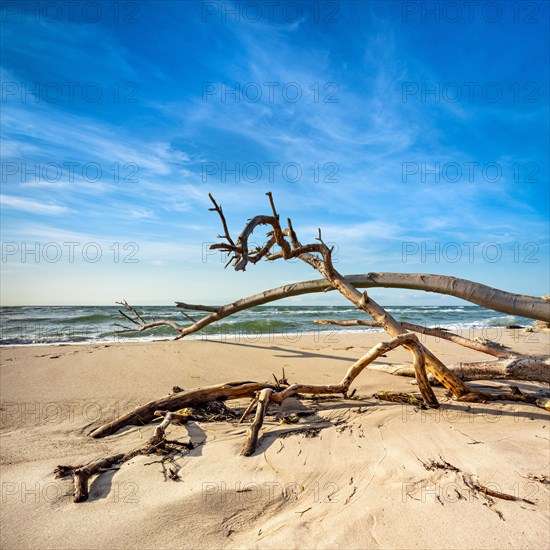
[0,195,68,215]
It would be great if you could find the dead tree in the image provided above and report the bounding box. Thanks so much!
[63,193,549,501]
[110,192,550,426]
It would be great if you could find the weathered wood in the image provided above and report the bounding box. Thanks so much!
[239,395,259,424]
[90,382,275,438]
[457,385,550,411]
[148,412,173,448]
[314,319,515,359]
[57,410,191,502]
[241,388,273,456]
[449,356,550,384]
[368,356,550,385]
[72,454,125,503]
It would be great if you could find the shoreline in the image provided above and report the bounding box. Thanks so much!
[0,322,539,348]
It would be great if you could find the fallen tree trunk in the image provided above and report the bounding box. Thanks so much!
[368,356,550,384]
[451,357,550,384]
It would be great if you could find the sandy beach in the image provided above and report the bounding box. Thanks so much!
[1,329,549,549]
[3,0,548,547]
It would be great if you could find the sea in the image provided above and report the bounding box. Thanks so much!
[0,305,536,346]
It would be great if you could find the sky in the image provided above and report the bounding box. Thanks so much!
[1,0,548,306]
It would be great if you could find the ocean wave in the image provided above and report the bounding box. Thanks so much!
[0,304,536,346]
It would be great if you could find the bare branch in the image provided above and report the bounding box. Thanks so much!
[266,191,278,218]
[116,300,146,325]
[175,302,221,313]
[314,319,516,359]
[180,311,197,323]
[116,300,186,334]
[208,193,235,246]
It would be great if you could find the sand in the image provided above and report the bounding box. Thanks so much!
[1,329,549,549]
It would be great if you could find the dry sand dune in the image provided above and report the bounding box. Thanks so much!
[1,330,549,549]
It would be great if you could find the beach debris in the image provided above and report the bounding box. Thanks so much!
[414,457,537,520]
[420,456,460,473]
[55,411,192,502]
[272,367,289,389]
[522,474,550,485]
[278,413,300,424]
[463,475,536,505]
[174,400,237,423]
[374,391,427,409]
[279,427,323,439]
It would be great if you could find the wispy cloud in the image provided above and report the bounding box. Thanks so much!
[1,194,68,215]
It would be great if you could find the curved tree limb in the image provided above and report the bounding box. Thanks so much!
[116,274,548,338]
[172,273,548,335]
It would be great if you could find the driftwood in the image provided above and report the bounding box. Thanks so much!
[90,382,274,438]
[107,193,549,425]
[313,320,549,385]
[314,319,516,359]
[370,357,550,385]
[56,411,192,502]
[241,388,273,456]
[63,192,549,502]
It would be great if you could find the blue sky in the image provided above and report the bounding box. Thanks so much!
[1,0,548,306]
